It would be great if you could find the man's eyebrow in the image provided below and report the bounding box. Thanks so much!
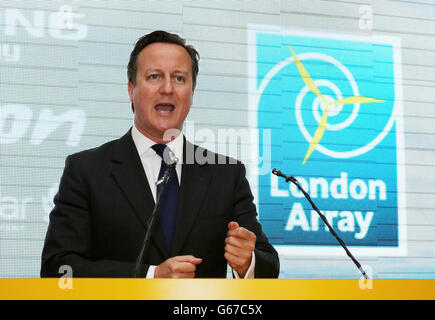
[173,70,189,75]
[144,68,162,73]
[144,68,189,75]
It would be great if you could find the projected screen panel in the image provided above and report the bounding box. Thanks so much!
[0,0,434,279]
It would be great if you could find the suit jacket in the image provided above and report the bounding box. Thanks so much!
[40,129,279,278]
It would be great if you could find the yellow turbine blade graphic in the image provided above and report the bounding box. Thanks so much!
[289,46,327,104]
[326,96,385,106]
[288,45,386,164]
[301,97,384,164]
[302,105,329,164]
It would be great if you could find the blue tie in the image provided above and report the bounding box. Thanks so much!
[152,144,179,252]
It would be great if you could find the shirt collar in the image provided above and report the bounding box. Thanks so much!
[131,123,184,163]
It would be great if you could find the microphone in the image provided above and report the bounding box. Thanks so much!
[134,151,179,277]
[156,149,178,186]
[272,168,297,183]
[272,168,369,279]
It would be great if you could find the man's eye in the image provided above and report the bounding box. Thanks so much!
[175,76,185,82]
[148,74,159,80]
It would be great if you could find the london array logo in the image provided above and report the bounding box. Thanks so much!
[248,26,406,256]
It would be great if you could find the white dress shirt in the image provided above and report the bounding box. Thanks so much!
[131,123,255,278]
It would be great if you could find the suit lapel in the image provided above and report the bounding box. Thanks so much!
[110,129,169,258]
[171,140,212,256]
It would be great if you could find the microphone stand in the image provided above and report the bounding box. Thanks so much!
[134,160,177,277]
[272,168,369,279]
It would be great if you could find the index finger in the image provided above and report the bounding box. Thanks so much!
[227,226,256,241]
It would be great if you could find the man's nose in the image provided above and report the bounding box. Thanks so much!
[160,77,173,94]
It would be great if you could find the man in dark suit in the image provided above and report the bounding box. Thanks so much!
[41,30,279,278]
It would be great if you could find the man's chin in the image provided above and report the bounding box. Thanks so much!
[159,127,182,142]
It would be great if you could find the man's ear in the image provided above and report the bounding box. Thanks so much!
[128,82,134,102]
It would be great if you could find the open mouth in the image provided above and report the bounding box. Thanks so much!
[155,103,175,114]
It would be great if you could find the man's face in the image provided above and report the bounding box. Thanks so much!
[128,42,194,142]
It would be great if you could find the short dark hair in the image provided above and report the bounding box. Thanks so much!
[127,30,200,112]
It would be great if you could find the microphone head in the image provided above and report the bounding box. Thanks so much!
[163,147,178,166]
[272,168,281,176]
